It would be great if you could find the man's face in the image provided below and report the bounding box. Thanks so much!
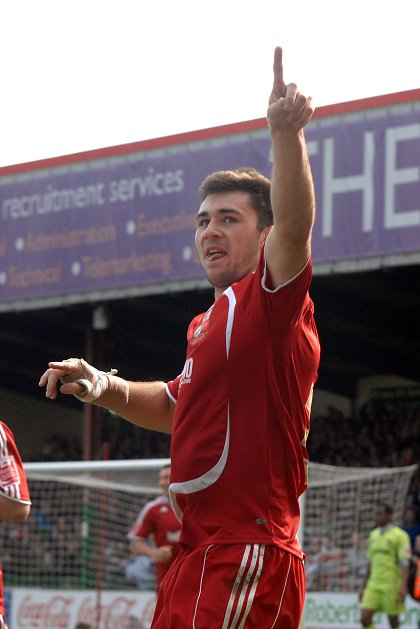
[195,191,268,297]
[376,506,391,527]
[159,467,171,495]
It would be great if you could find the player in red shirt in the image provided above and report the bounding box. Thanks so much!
[0,421,31,629]
[128,464,181,589]
[40,46,319,627]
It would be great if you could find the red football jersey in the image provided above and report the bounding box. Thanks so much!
[0,421,31,617]
[128,495,181,586]
[166,254,320,558]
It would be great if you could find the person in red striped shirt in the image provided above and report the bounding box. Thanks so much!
[128,464,180,590]
[0,421,31,629]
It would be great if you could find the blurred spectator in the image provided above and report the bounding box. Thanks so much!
[406,467,420,509]
[403,506,420,551]
[125,556,156,591]
[346,532,369,590]
[28,421,170,462]
[304,535,347,591]
[27,432,82,462]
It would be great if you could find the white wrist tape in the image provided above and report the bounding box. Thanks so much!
[60,358,118,404]
[74,370,118,403]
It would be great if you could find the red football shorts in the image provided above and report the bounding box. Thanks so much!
[151,543,305,628]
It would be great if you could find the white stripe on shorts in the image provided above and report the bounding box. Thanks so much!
[193,544,214,628]
[222,543,265,629]
[269,552,292,629]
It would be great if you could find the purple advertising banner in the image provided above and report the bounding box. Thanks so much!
[1,102,419,305]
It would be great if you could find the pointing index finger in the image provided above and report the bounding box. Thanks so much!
[273,46,285,90]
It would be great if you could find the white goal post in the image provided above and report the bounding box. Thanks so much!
[0,459,417,623]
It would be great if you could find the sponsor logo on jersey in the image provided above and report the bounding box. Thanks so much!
[167,530,181,542]
[180,358,193,387]
[0,455,19,487]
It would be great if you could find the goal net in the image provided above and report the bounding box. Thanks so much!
[2,458,170,594]
[302,462,418,593]
[0,459,416,596]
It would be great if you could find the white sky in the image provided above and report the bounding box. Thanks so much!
[1,0,419,168]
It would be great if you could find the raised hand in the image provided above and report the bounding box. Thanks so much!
[267,46,314,132]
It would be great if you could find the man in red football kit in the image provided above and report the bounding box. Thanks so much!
[0,421,31,629]
[40,46,320,627]
[128,464,181,590]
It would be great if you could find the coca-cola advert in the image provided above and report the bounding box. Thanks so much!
[9,588,157,629]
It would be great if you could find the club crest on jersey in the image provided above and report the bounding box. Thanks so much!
[191,304,214,345]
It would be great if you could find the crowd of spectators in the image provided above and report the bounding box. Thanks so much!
[26,432,83,462]
[308,398,420,509]
[309,398,419,468]
[28,398,419,468]
[26,418,171,463]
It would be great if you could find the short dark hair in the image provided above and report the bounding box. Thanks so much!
[199,167,273,231]
[377,503,393,515]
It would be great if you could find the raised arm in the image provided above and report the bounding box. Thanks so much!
[264,46,315,287]
[39,358,174,434]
